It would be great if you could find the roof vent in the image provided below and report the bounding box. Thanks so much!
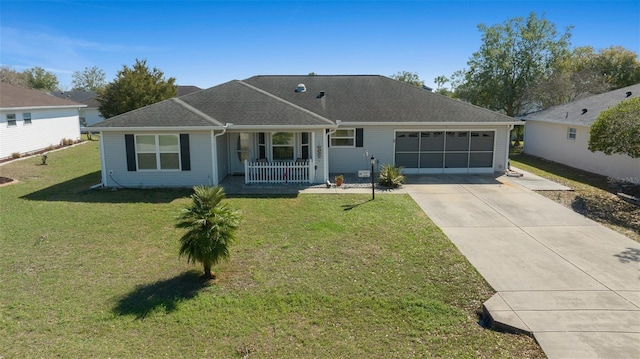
[581,108,588,115]
[626,91,632,98]
[317,91,325,98]
[295,83,306,93]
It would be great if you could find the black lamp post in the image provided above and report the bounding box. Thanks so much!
[370,156,375,200]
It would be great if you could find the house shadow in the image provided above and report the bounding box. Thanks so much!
[112,270,211,319]
[20,171,191,203]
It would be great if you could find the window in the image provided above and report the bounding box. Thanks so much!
[23,112,32,125]
[135,134,180,170]
[567,127,577,140]
[330,129,355,147]
[272,132,294,161]
[6,114,16,127]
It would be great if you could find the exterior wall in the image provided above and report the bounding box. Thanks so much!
[328,125,510,175]
[311,130,325,183]
[524,121,640,181]
[100,131,215,188]
[0,108,81,159]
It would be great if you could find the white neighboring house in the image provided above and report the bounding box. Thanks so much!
[0,83,85,160]
[521,84,640,182]
[50,90,103,130]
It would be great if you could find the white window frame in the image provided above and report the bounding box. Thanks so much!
[6,114,16,127]
[23,112,32,125]
[567,127,577,141]
[271,132,295,161]
[135,134,181,171]
[330,128,356,147]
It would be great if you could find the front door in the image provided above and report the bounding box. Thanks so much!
[229,132,250,174]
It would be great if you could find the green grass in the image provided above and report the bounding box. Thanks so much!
[0,140,543,358]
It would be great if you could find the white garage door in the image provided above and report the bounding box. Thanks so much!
[395,131,495,174]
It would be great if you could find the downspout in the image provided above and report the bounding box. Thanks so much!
[324,120,341,182]
[506,124,514,173]
[211,123,231,185]
[99,131,107,187]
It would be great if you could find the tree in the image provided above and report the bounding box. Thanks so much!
[98,59,176,118]
[0,66,29,87]
[592,46,640,88]
[588,97,640,158]
[433,75,452,96]
[72,66,106,92]
[24,67,59,91]
[391,71,425,88]
[175,186,241,279]
[453,12,572,116]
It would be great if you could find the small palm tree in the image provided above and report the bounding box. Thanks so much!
[378,164,405,189]
[175,186,240,279]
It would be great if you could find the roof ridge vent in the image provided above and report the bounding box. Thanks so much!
[626,91,632,98]
[295,83,306,93]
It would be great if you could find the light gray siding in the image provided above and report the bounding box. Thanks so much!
[524,121,639,181]
[101,131,215,188]
[328,125,510,175]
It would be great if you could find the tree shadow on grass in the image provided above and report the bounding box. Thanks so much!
[113,270,212,319]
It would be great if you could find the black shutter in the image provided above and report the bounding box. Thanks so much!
[180,134,191,171]
[125,134,136,171]
[355,128,364,147]
[326,128,331,147]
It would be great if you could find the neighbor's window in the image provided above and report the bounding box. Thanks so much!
[23,112,32,125]
[135,134,180,170]
[6,114,16,127]
[272,132,294,161]
[567,127,577,140]
[330,129,355,147]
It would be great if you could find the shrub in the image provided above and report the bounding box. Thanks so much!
[11,152,21,159]
[378,164,405,188]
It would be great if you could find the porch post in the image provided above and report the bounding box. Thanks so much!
[244,159,249,184]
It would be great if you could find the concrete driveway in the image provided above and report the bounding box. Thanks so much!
[403,172,640,359]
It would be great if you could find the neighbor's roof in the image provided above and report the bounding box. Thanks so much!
[50,90,100,108]
[92,75,517,129]
[0,82,85,109]
[521,83,640,126]
[177,85,202,97]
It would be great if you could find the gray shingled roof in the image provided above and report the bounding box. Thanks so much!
[91,98,221,128]
[244,75,517,124]
[0,83,85,108]
[521,83,640,126]
[50,90,100,108]
[92,75,518,129]
[177,85,202,97]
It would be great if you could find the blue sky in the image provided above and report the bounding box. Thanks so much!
[1,0,639,90]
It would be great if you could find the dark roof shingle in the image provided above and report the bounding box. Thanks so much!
[521,83,640,126]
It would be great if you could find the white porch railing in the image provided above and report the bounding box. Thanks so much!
[244,159,314,184]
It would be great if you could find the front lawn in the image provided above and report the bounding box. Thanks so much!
[0,140,543,358]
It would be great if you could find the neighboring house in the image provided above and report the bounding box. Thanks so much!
[51,90,103,129]
[177,85,202,97]
[521,84,640,181]
[91,75,519,188]
[0,83,85,160]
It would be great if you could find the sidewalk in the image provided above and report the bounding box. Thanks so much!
[403,174,640,359]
